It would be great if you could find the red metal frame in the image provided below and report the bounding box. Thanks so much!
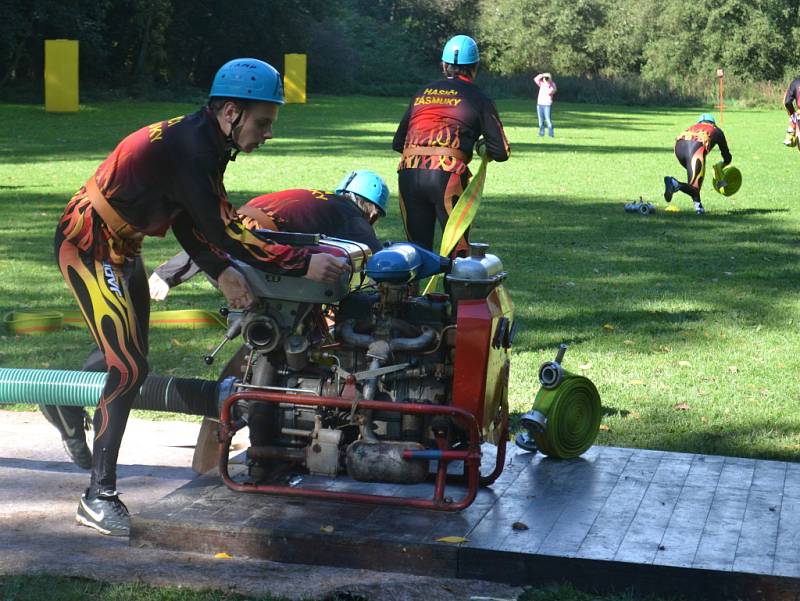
[218,390,508,511]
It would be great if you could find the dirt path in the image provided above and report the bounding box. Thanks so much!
[0,410,521,601]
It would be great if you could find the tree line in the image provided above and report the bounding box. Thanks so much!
[2,0,798,103]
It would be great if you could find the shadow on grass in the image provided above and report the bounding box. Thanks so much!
[510,142,665,154]
[725,208,789,216]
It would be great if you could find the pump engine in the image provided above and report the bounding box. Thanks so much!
[213,236,515,510]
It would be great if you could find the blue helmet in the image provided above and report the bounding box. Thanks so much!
[441,35,480,65]
[210,58,284,105]
[698,113,716,125]
[336,170,389,215]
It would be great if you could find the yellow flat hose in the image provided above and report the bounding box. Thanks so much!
[423,151,489,294]
[4,309,226,335]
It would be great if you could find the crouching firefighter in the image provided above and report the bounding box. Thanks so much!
[147,170,390,299]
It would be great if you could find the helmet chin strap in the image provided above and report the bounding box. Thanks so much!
[225,110,244,161]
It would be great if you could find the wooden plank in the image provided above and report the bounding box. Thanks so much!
[733,489,782,575]
[717,457,755,491]
[536,469,620,557]
[750,460,786,494]
[490,488,569,554]
[133,444,800,598]
[692,482,749,571]
[651,454,694,487]
[614,482,683,564]
[684,454,724,488]
[657,482,716,568]
[619,449,664,482]
[782,462,800,500]
[576,473,649,560]
[774,496,800,577]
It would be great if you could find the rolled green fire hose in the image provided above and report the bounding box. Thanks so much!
[4,309,226,336]
[531,371,602,459]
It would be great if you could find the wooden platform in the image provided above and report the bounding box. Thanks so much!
[130,445,800,600]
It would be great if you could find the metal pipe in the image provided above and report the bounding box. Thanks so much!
[389,328,436,352]
[338,320,374,348]
[360,358,381,443]
[247,445,305,463]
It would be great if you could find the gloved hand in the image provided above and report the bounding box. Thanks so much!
[148,272,171,301]
[712,161,726,186]
[475,138,489,161]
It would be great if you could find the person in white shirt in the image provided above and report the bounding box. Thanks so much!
[533,72,557,137]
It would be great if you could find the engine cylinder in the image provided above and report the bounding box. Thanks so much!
[345,440,428,484]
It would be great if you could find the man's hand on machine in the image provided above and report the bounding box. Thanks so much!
[218,266,255,309]
[306,253,350,283]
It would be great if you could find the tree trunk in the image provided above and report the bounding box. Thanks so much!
[133,11,154,85]
[0,40,28,89]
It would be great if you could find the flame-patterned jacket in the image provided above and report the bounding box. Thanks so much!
[392,75,510,175]
[61,107,310,278]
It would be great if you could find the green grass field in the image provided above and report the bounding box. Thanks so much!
[1,96,799,462]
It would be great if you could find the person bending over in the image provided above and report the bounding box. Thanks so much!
[783,76,800,147]
[147,170,389,299]
[663,113,731,215]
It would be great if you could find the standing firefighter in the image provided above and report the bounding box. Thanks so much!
[664,113,732,215]
[783,76,800,147]
[49,58,347,536]
[392,35,510,257]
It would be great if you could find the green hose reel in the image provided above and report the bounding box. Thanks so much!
[518,344,602,459]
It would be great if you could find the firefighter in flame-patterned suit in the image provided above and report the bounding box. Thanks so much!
[783,77,800,147]
[147,171,389,298]
[48,58,347,537]
[663,113,732,215]
[393,35,510,257]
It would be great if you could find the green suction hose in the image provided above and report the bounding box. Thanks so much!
[530,371,601,458]
[0,368,106,406]
[0,367,225,417]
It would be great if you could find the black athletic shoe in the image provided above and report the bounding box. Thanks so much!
[62,438,92,470]
[75,492,130,536]
[663,176,674,203]
[40,405,92,469]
